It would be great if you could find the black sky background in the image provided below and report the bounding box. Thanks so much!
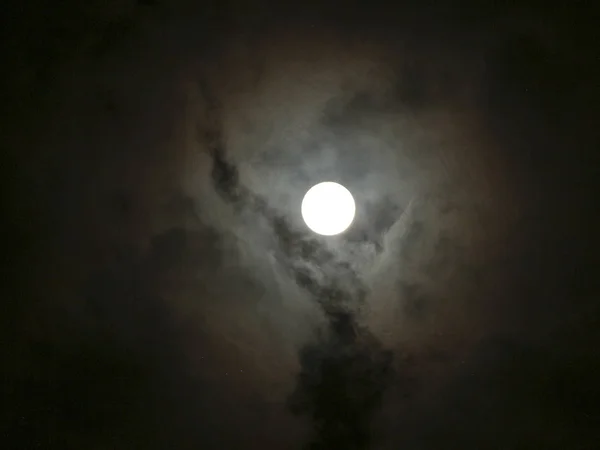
[2,1,599,449]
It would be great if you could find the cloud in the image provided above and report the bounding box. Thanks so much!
[197,66,403,445]
[5,3,597,448]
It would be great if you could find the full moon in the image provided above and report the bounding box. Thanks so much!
[301,182,356,236]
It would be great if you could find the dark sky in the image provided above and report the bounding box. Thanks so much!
[2,1,599,449]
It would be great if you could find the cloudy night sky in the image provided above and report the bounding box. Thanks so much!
[2,1,599,449]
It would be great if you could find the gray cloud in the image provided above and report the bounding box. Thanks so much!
[4,2,598,449]
[199,73,399,445]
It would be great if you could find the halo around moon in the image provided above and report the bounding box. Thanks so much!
[301,182,356,236]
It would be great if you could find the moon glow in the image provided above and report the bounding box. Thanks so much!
[301,182,356,236]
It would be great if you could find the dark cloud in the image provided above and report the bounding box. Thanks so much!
[399,283,429,321]
[289,323,394,449]
[203,89,398,445]
[3,1,598,449]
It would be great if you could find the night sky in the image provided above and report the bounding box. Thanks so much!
[2,1,599,449]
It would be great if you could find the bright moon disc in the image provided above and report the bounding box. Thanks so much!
[301,182,356,236]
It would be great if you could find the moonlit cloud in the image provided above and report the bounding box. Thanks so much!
[3,2,598,449]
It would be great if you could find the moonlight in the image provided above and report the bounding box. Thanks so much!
[301,182,356,236]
